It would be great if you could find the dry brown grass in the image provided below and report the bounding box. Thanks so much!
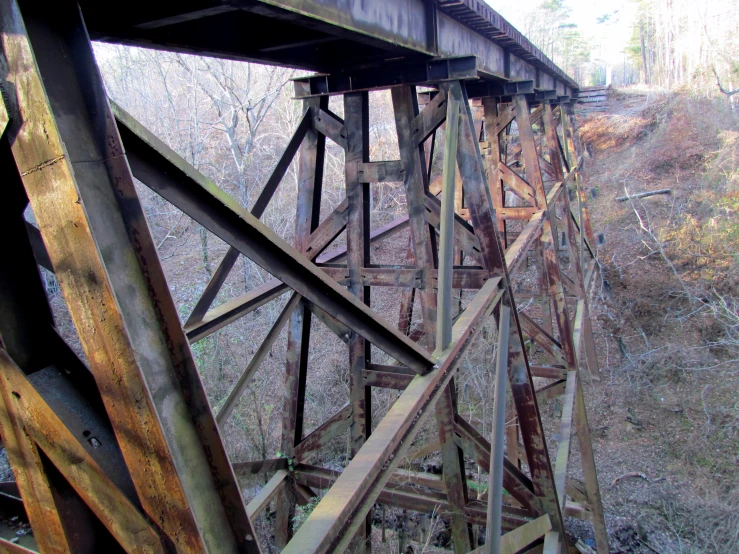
[581,86,739,553]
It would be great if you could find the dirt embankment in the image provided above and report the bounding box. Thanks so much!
[578,87,739,553]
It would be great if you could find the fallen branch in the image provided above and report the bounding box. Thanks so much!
[610,472,664,488]
[611,472,648,488]
[616,189,671,202]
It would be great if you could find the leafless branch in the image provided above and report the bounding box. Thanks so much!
[711,66,739,97]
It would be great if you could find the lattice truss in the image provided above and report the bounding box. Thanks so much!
[0,1,607,553]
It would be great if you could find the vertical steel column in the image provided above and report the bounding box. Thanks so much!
[505,297,566,544]
[481,97,521,468]
[438,81,487,552]
[485,304,510,554]
[392,85,438,350]
[544,103,585,293]
[575,380,609,553]
[514,94,578,372]
[437,90,460,351]
[344,91,373,553]
[561,103,609,553]
[482,99,507,249]
[276,94,327,548]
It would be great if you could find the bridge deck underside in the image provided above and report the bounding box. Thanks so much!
[79,0,578,95]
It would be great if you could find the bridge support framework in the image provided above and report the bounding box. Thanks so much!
[0,1,607,553]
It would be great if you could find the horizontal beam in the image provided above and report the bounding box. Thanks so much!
[292,464,528,530]
[356,161,404,182]
[293,56,480,97]
[362,368,414,390]
[465,79,536,99]
[318,266,491,289]
[232,458,288,478]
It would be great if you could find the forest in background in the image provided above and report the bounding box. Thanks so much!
[494,0,739,96]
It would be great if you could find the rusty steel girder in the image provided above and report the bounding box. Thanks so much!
[0,1,608,553]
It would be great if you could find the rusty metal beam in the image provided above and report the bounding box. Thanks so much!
[293,56,480,97]
[0,352,166,553]
[281,276,504,553]
[343,90,373,551]
[113,103,435,374]
[294,404,353,462]
[0,2,258,551]
[292,464,529,531]
[217,293,302,426]
[0,5,614,550]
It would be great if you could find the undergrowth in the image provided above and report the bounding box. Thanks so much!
[581,87,739,553]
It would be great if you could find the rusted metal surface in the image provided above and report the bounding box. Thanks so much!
[281,277,504,553]
[487,304,511,553]
[343,91,373,551]
[114,102,435,374]
[185,110,311,327]
[294,405,352,462]
[453,416,542,516]
[437,88,461,350]
[392,85,439,352]
[0,353,165,554]
[0,1,613,550]
[292,464,529,531]
[0,1,257,551]
[276,95,327,547]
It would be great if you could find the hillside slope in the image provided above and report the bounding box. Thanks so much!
[579,88,739,553]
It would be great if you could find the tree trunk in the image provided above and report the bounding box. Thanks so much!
[640,19,649,84]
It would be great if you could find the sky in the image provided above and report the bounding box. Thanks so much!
[489,0,639,65]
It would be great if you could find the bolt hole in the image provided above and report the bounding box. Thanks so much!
[82,430,91,438]
[11,392,20,400]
